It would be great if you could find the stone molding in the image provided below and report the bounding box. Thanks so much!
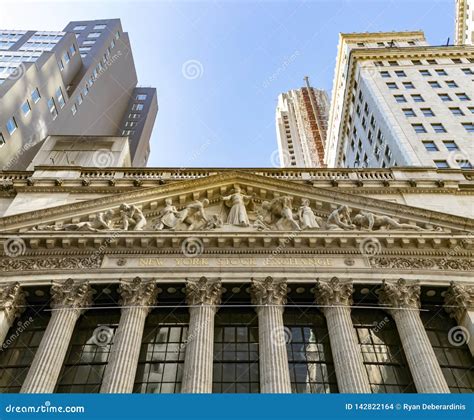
[118,277,158,310]
[0,282,26,324]
[250,276,288,307]
[185,277,222,307]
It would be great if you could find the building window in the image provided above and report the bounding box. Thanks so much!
[435,69,447,76]
[56,87,65,109]
[431,123,447,133]
[445,80,458,88]
[386,82,398,90]
[133,311,188,393]
[420,108,435,117]
[402,108,416,117]
[388,61,398,66]
[56,310,119,393]
[213,310,259,393]
[438,93,452,102]
[411,94,424,102]
[69,44,76,56]
[435,160,449,168]
[395,70,406,77]
[47,97,58,119]
[461,68,473,75]
[132,103,144,111]
[421,310,474,392]
[87,32,101,39]
[115,31,120,39]
[394,95,406,103]
[423,141,438,151]
[21,100,31,116]
[284,311,337,394]
[449,107,464,116]
[82,40,95,46]
[443,141,458,151]
[31,88,41,103]
[427,59,437,65]
[136,94,147,101]
[451,58,462,64]
[411,60,422,65]
[82,85,89,97]
[419,69,431,76]
[402,82,415,89]
[468,107,474,114]
[58,59,64,71]
[456,93,470,101]
[380,71,390,78]
[0,132,4,147]
[63,51,70,64]
[412,123,427,134]
[71,103,77,116]
[428,81,441,88]
[462,123,474,133]
[352,310,415,393]
[0,310,50,392]
[6,117,17,135]
[93,24,107,30]
[73,25,87,31]
[458,161,473,169]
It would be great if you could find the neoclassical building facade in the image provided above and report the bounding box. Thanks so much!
[0,166,472,394]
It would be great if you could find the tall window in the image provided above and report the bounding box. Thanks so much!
[285,310,337,393]
[133,310,189,393]
[421,309,474,393]
[352,309,415,393]
[0,310,50,393]
[213,310,259,393]
[56,310,119,393]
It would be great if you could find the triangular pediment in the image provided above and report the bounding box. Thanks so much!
[0,171,472,234]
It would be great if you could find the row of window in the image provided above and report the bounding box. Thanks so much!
[434,159,472,169]
[58,44,77,71]
[387,81,470,99]
[356,40,419,47]
[375,57,474,67]
[402,106,474,117]
[394,92,470,103]
[381,68,474,78]
[121,96,148,136]
[412,122,474,134]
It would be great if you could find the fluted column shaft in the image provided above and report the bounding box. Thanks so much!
[181,305,216,393]
[0,283,25,346]
[181,277,222,393]
[251,277,291,394]
[315,278,371,393]
[379,279,450,394]
[101,278,158,393]
[21,279,92,393]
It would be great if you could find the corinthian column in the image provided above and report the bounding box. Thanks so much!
[101,277,158,393]
[444,281,474,356]
[21,279,92,393]
[0,282,25,347]
[251,276,291,393]
[181,277,222,393]
[378,279,450,393]
[315,277,371,393]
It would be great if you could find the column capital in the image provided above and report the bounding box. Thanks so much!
[51,279,92,314]
[314,277,353,308]
[119,277,158,311]
[444,281,474,322]
[251,276,287,307]
[378,278,420,311]
[185,277,222,307]
[0,282,26,324]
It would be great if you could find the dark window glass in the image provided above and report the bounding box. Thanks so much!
[133,310,189,393]
[213,310,259,393]
[0,310,50,393]
[285,310,338,393]
[56,310,120,393]
[421,309,473,393]
[352,309,415,393]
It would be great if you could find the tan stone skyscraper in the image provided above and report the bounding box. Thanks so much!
[275,78,329,167]
[456,0,474,45]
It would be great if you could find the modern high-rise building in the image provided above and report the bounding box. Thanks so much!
[325,31,474,169]
[0,19,157,169]
[456,0,474,45]
[275,78,329,168]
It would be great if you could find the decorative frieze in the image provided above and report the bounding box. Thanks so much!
[0,255,103,271]
[370,256,474,271]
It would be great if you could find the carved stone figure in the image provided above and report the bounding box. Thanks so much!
[253,214,271,231]
[119,204,146,231]
[154,198,179,230]
[31,210,115,232]
[326,205,356,230]
[203,214,223,230]
[178,199,210,230]
[221,187,253,227]
[353,211,424,231]
[261,196,300,231]
[298,199,320,230]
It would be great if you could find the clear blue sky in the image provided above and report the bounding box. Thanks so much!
[2,0,454,167]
